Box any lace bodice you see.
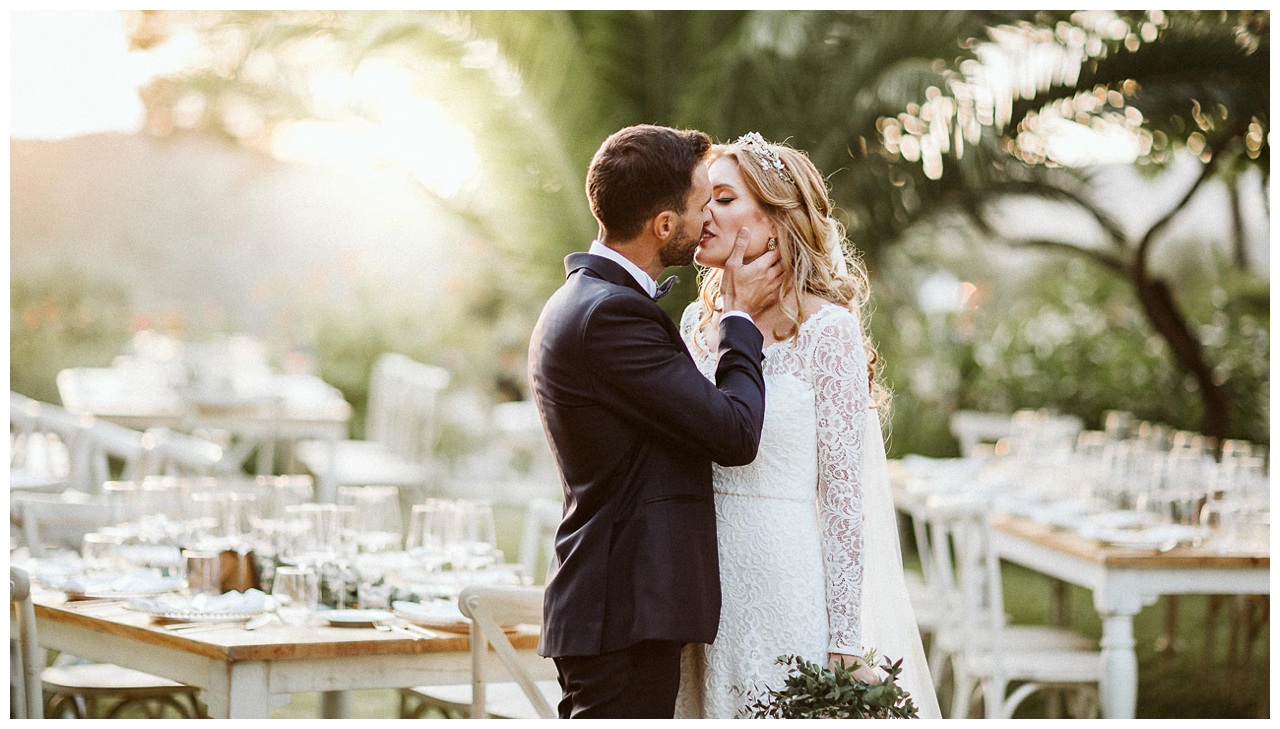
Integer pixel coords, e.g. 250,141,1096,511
680,302,868,655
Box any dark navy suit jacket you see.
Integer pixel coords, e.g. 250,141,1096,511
528,252,767,658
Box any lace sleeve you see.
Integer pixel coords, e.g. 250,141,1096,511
810,309,869,655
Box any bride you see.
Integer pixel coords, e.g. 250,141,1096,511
673,133,941,719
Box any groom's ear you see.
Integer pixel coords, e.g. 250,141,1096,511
651,210,675,241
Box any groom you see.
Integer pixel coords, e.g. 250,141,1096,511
528,124,783,718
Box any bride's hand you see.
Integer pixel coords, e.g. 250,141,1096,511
829,653,882,685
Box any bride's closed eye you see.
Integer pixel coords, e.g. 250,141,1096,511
714,197,735,205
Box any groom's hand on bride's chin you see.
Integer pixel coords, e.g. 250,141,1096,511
722,226,783,321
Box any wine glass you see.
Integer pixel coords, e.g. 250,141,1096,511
452,500,500,582
338,485,403,553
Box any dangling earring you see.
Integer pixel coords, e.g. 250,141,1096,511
767,238,778,251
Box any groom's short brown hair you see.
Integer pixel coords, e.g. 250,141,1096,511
586,125,712,241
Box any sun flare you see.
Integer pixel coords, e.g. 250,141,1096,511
270,59,480,199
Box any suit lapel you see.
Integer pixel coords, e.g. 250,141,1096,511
563,253,688,353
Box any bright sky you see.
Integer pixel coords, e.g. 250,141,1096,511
9,10,481,197
9,10,190,139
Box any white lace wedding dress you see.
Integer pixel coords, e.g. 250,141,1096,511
674,302,941,719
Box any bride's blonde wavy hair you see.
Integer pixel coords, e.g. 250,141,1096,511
696,138,887,409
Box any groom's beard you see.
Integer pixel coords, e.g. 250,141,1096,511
658,222,700,268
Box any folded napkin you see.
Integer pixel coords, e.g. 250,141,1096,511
130,588,269,614
53,569,182,596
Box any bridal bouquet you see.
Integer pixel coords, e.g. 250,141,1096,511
740,651,919,719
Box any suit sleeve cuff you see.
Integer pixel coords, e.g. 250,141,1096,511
721,310,755,325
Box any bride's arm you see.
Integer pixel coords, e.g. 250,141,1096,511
812,311,870,662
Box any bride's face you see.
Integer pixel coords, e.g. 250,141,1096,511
695,157,776,269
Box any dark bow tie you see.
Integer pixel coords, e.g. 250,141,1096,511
653,275,678,301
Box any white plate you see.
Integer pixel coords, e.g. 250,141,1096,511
322,609,394,627
1086,510,1154,530
70,587,180,600
1092,524,1199,549
132,608,262,624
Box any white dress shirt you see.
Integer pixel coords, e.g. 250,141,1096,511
586,240,753,324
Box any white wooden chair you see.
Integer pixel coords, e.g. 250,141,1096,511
922,494,1096,718
461,585,559,719
400,501,562,718
964,510,1101,718
11,496,205,718
942,504,1100,718
8,539,202,716
296,353,449,496
11,567,43,719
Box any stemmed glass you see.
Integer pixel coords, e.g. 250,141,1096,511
338,485,403,553
451,500,500,585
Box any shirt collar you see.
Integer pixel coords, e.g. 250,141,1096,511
588,240,656,298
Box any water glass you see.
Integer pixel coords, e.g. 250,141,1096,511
183,549,223,597
272,566,319,625
103,481,142,525
81,532,124,572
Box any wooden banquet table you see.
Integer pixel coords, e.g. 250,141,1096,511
987,513,1269,719
31,591,543,718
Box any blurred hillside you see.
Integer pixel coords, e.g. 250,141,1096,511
11,131,467,339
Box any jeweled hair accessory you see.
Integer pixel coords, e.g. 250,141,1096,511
735,131,796,185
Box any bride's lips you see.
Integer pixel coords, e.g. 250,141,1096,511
699,229,715,245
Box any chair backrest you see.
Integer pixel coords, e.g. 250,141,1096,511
364,354,450,463
402,361,450,464
517,498,562,586
15,491,112,557
364,353,410,448
27,400,95,492
457,585,556,719
922,493,999,638
82,418,152,489
10,392,41,467
490,400,557,482
949,410,1013,457
10,567,43,719
144,428,231,476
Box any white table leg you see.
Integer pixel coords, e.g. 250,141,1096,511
1098,612,1138,719
204,661,272,718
